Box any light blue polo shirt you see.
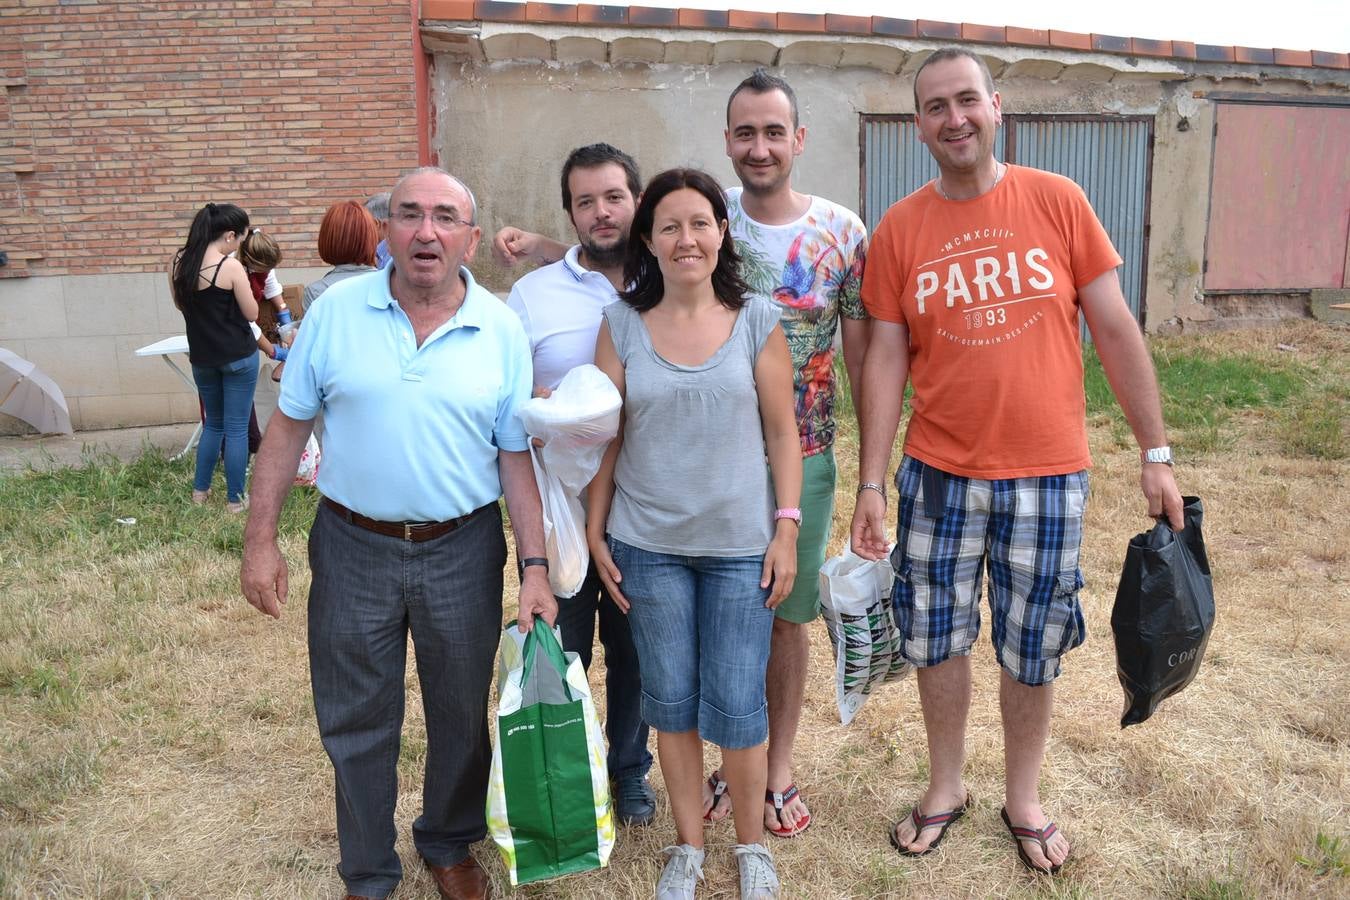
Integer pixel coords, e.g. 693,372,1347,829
279,266,532,522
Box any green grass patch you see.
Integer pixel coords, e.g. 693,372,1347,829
0,736,106,820
1174,875,1256,900
0,448,316,558
1296,831,1350,877
1084,343,1307,456
1278,393,1348,460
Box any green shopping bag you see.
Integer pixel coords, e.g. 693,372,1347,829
487,624,615,886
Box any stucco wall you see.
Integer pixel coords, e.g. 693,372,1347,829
434,54,1348,335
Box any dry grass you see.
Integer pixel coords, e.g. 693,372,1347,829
1,322,1347,899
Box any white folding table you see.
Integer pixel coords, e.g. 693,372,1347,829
134,326,261,461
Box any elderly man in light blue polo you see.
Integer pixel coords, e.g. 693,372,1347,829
243,167,556,900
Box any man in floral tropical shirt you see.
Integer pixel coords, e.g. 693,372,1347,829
713,67,869,839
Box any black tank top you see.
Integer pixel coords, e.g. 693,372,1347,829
180,259,256,367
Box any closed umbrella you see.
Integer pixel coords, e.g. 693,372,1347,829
0,348,74,435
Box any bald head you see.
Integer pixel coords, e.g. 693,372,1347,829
390,167,478,224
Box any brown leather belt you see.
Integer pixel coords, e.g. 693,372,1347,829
322,496,485,542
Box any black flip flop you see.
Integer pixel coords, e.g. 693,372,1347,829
702,770,731,824
889,796,970,857
1001,806,1064,874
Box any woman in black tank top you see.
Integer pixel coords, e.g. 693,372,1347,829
170,203,261,513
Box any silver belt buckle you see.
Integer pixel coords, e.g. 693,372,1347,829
403,520,434,540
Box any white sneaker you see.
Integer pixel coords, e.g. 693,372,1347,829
733,843,780,899
655,844,704,900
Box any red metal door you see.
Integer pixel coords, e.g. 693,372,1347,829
1205,103,1350,291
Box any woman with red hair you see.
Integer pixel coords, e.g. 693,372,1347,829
301,200,380,312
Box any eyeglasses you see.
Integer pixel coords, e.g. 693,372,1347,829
393,209,474,230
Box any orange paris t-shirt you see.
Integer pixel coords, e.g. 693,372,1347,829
862,165,1122,480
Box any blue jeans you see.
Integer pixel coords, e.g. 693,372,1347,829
554,561,652,781
609,538,774,750
308,501,505,899
191,353,258,502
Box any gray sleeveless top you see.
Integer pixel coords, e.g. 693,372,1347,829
603,296,781,557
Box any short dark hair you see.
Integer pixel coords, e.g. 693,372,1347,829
560,143,642,212
726,67,799,130
620,168,749,313
913,48,996,111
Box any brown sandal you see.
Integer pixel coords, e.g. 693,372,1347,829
1001,806,1064,874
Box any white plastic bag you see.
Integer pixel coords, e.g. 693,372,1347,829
515,365,622,598
294,433,320,487
529,446,589,598
819,548,913,725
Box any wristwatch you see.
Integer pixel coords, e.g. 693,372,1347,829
1141,446,1173,466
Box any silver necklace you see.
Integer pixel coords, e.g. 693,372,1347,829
936,163,1005,201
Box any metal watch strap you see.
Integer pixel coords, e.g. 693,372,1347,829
1142,446,1174,466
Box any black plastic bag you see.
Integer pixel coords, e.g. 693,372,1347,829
1110,496,1215,728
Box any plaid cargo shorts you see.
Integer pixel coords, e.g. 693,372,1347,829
889,455,1090,686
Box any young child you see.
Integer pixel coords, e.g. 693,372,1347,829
237,229,294,373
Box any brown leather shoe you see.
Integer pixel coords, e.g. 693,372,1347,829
423,855,489,900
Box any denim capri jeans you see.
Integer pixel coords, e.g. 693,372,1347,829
609,538,774,749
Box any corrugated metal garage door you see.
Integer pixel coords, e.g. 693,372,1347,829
860,116,1005,235
861,114,1153,326
1205,102,1350,291
1010,117,1153,324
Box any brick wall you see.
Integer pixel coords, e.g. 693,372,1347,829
1,0,420,279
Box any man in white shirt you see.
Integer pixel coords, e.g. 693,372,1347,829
505,143,656,827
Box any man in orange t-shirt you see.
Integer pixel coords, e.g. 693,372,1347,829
850,49,1184,876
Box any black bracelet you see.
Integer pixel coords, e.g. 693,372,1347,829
521,557,549,571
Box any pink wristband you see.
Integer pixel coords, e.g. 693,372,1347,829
774,507,802,525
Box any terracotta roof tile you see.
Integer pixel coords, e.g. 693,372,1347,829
627,5,677,27
917,19,962,40
525,2,577,24
1233,46,1275,64
678,8,729,29
576,4,627,25
474,0,526,23
417,4,1344,72
870,16,917,39
1195,43,1236,62
728,10,775,30
1092,34,1131,53
1049,30,1093,51
1312,50,1350,69
1273,48,1313,67
961,23,1005,44
1006,27,1049,47
825,14,871,36
421,0,474,20
1131,38,1173,58
778,13,826,33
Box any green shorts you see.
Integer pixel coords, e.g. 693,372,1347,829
775,449,836,624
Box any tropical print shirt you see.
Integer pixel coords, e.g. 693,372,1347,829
726,187,869,457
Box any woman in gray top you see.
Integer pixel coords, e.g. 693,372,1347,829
587,169,801,900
